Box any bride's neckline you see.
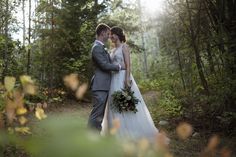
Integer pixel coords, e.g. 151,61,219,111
113,44,123,53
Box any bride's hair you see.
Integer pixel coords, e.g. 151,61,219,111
111,26,126,42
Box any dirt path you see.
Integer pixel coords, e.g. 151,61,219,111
37,92,235,157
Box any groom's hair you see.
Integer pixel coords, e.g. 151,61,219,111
96,23,110,36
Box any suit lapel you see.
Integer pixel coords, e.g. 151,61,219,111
94,40,111,63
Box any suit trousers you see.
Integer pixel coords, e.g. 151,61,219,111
88,90,108,131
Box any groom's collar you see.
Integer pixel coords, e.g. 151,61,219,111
95,40,104,46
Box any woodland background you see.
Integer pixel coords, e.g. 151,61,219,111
0,0,235,157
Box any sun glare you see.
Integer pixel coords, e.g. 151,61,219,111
141,0,165,15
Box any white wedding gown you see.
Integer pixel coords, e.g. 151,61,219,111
101,44,159,141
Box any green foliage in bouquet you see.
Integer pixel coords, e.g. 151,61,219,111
111,87,140,113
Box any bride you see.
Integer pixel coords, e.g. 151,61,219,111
102,26,161,142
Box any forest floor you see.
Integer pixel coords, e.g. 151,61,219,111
3,91,236,157
36,91,236,157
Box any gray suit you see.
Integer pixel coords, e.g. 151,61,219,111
88,40,120,131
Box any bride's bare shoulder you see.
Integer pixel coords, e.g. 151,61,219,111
122,43,130,53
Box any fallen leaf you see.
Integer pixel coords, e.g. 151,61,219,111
176,122,193,140
20,75,34,85
16,107,27,115
138,138,149,152
110,118,120,135
122,143,136,156
35,107,47,120
155,131,169,151
110,127,118,135
18,116,28,125
23,83,37,95
63,74,79,91
4,76,16,92
207,135,220,151
75,83,88,99
15,127,31,134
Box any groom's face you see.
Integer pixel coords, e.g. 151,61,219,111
102,29,111,42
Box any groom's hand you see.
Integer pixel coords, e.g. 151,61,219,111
120,63,126,70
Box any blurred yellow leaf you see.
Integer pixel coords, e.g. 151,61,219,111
35,107,47,120
75,83,88,99
201,135,220,157
207,135,220,151
155,131,169,151
4,76,16,92
63,73,79,91
176,122,193,140
122,143,136,156
20,75,34,85
109,118,120,135
18,116,28,125
110,127,118,135
16,107,27,115
15,127,31,134
112,118,120,129
23,83,37,95
138,138,149,152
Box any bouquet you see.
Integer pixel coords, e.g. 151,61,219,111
111,87,140,113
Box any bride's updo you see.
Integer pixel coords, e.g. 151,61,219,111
111,26,126,42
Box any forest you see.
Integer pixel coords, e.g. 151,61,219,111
0,0,235,157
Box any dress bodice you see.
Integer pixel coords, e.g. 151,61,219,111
110,44,125,65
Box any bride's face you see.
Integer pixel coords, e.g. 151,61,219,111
110,33,119,43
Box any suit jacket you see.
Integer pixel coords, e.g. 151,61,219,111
90,40,120,91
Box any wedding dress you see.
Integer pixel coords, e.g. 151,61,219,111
102,44,159,142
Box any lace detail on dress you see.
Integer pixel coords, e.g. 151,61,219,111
110,44,125,65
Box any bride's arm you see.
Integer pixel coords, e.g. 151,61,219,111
122,44,131,87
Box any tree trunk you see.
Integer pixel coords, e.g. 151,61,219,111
137,0,148,78
2,0,9,81
27,0,31,74
206,41,215,74
186,0,209,94
22,0,25,46
176,48,186,90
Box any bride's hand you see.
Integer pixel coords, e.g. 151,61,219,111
125,79,132,88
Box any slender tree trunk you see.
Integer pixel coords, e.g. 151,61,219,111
186,0,209,94
2,0,9,81
176,48,186,90
206,41,215,74
93,0,98,26
27,0,31,74
137,0,148,78
49,0,54,87
22,0,25,46
225,0,236,110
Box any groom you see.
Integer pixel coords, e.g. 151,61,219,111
88,23,125,131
